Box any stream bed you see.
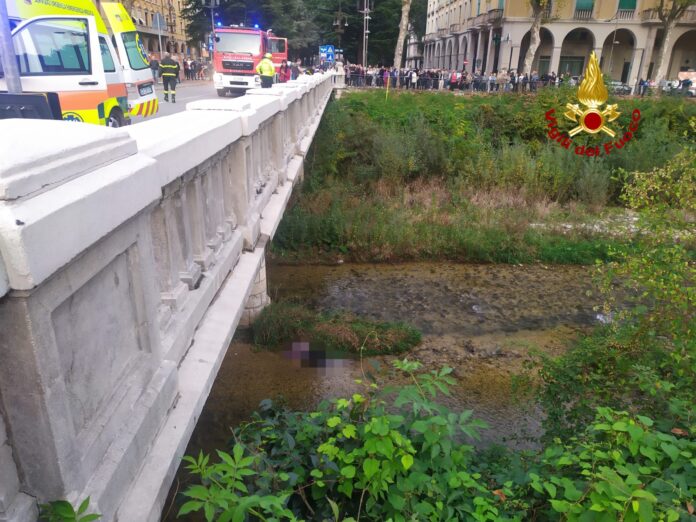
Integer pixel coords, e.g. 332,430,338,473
165,262,607,519
188,262,605,450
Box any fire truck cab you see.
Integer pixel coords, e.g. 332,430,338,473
211,26,287,96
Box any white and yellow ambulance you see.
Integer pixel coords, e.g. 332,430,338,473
1,0,157,126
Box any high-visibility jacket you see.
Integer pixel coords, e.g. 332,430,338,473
256,58,275,78
159,57,180,78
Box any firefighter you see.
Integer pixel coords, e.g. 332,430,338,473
159,53,180,103
256,53,276,88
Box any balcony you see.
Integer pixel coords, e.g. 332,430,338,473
467,8,503,28
640,8,659,22
134,22,170,36
574,8,593,20
488,8,503,24
641,7,696,23
437,27,448,36
450,23,462,33
682,8,696,21
471,12,487,27
616,9,634,20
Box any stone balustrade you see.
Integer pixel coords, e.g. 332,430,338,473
0,72,336,522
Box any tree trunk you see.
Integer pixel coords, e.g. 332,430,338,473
393,0,412,68
522,8,543,74
653,20,676,83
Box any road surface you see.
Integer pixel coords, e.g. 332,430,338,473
131,80,241,123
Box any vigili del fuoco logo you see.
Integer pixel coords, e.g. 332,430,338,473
544,51,642,158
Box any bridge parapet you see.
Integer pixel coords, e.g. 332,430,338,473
0,72,335,522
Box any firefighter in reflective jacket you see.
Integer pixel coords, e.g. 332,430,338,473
256,53,276,88
159,53,180,103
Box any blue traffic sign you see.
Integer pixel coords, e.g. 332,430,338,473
319,44,335,63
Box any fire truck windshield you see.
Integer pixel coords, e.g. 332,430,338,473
215,33,261,54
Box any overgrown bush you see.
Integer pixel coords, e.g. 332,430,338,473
252,301,421,355
178,360,696,521
273,92,696,263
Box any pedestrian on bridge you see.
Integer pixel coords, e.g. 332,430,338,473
159,53,180,103
256,53,276,88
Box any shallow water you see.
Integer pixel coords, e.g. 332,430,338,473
165,262,604,519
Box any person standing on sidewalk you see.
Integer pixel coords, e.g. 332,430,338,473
159,53,180,102
149,54,159,84
256,53,276,88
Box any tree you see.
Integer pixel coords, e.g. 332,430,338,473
263,0,321,58
392,0,412,68
521,0,552,74
653,0,696,83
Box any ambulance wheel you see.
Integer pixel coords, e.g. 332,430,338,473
217,89,227,97
107,108,126,128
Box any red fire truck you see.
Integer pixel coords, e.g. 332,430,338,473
212,25,288,96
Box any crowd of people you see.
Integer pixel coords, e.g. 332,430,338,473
148,54,213,84
343,64,580,92
342,64,694,97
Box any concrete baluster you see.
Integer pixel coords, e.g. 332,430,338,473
185,175,215,270
209,158,232,244
150,197,188,321
173,185,202,290
198,162,223,256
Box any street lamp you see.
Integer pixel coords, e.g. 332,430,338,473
501,33,515,71
166,0,176,53
359,0,373,66
202,0,220,56
606,6,621,80
333,0,349,48
0,0,22,93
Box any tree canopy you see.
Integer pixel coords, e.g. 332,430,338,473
182,0,426,65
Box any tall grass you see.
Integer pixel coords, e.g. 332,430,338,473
274,91,695,264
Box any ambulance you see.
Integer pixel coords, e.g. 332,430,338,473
1,0,158,126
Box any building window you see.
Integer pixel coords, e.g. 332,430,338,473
618,0,636,9
559,56,585,76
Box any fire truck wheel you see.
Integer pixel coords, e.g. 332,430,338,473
217,89,227,97
107,108,126,128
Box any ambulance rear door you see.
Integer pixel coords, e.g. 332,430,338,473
101,2,158,118
9,15,108,124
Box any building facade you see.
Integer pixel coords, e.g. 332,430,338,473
406,26,424,68
94,0,191,59
423,0,696,86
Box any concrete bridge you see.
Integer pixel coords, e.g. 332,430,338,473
0,72,340,522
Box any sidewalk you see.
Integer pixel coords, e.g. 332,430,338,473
152,79,213,88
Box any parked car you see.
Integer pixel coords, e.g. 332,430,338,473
608,81,632,95
660,78,695,96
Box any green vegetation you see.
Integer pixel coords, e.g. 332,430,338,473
178,361,695,521
178,142,695,521
273,89,696,264
39,498,100,522
252,301,421,355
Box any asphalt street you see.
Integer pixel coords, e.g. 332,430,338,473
131,80,241,123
